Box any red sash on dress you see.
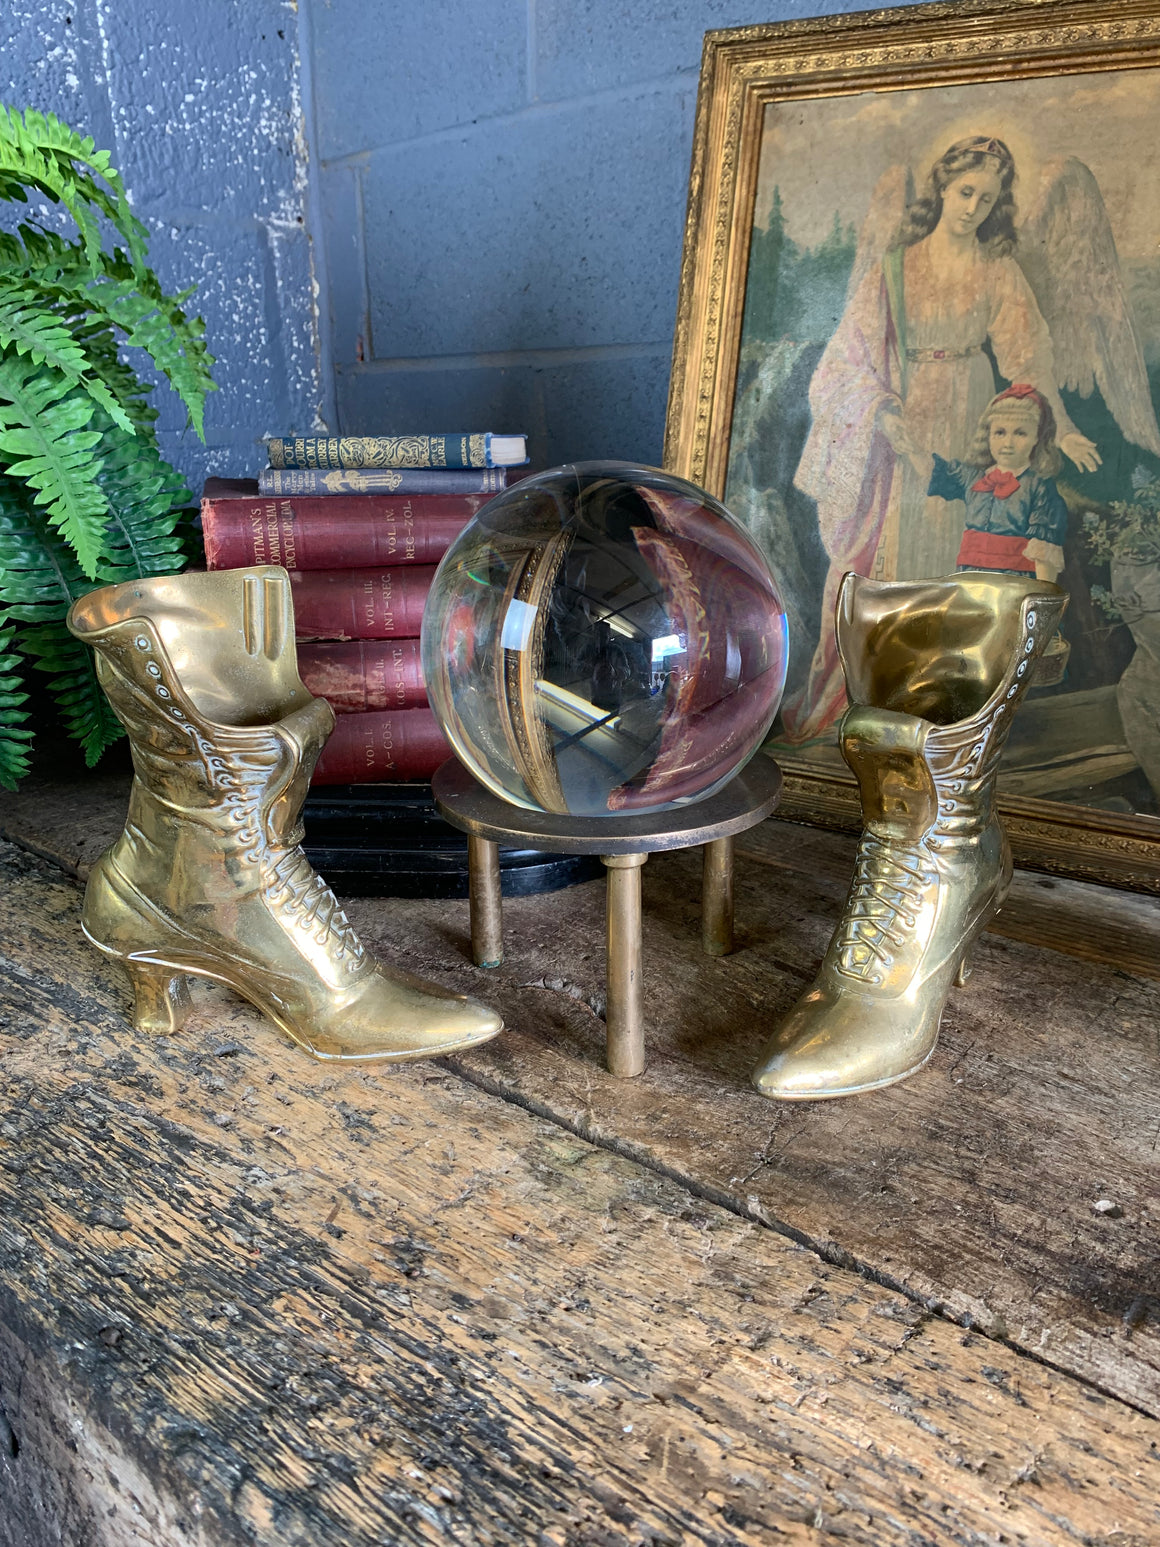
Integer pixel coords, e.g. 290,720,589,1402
956,529,1035,573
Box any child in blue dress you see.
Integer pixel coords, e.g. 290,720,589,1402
926,383,1068,582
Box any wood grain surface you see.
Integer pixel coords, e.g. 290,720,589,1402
2,774,1159,1544
442,826,1160,1416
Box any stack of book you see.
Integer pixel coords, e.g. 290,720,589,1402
200,431,528,785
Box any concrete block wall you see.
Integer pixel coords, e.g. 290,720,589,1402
4,1,917,487
4,0,320,492
302,0,896,472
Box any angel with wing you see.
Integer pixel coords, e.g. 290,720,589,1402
781,132,1160,744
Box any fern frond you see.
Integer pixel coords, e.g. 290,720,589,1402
0,478,119,766
0,224,69,269
0,281,135,431
0,105,215,778
0,350,108,575
92,414,190,583
0,240,162,434
67,311,159,435
0,283,88,371
90,255,217,434
9,267,165,432
0,232,214,436
19,618,122,765
0,225,95,293
0,106,148,271
0,620,34,790
0,256,160,433
0,471,95,619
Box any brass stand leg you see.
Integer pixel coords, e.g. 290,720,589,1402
468,835,503,968
702,835,735,957
602,854,647,1078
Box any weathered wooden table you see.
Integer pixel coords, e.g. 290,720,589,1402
1,768,1158,1546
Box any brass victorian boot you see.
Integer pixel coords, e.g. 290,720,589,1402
68,568,503,1060
753,571,1067,1100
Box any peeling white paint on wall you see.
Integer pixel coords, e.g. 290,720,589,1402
3,0,324,485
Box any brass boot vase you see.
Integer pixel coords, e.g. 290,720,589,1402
753,571,1067,1100
68,568,503,1061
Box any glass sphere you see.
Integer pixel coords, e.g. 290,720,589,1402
421,461,788,817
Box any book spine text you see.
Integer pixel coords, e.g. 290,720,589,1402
268,434,507,470
288,566,435,641
259,466,506,496
201,493,477,571
297,639,427,714
311,708,452,784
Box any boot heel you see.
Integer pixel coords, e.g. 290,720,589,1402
125,960,193,1035
954,951,974,988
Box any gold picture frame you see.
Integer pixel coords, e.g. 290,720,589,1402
665,0,1160,891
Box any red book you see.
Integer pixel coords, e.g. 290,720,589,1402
312,708,452,784
288,566,436,640
200,478,481,571
297,639,427,713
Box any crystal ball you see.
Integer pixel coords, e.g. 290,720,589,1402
421,461,788,817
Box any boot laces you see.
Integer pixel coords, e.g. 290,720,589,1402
833,836,937,985
265,846,366,968
214,762,365,971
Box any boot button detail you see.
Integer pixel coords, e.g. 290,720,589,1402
135,635,151,651
1026,610,1037,628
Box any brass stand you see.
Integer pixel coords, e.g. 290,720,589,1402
603,854,647,1077
432,756,783,1077
468,834,504,968
701,837,734,957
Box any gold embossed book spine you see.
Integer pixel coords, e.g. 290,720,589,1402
265,433,527,470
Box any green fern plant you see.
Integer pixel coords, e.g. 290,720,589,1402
0,106,215,788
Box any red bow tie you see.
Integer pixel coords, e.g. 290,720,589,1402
971,466,1021,499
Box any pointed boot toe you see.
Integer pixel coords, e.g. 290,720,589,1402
752,993,854,1101
752,990,939,1100
298,968,504,1062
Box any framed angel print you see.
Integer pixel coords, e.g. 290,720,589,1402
665,0,1160,890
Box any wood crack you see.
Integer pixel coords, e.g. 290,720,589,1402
441,1055,1160,1424
1,805,1157,1543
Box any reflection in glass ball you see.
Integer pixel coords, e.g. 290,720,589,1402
421,462,788,817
